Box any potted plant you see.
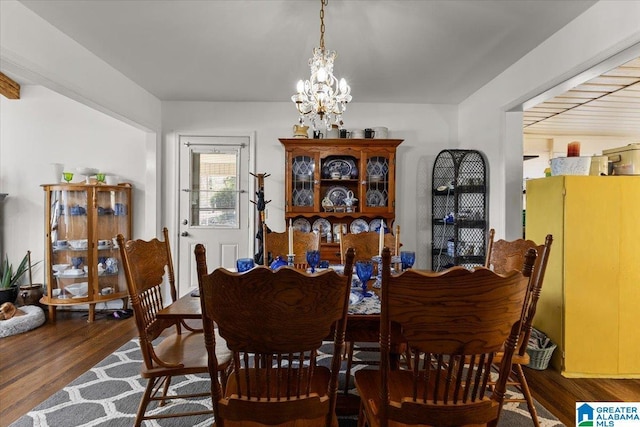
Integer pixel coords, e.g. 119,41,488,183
0,252,32,305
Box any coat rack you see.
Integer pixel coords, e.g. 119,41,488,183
250,173,270,265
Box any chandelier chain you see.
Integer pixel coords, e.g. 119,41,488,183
319,0,326,50
292,0,351,131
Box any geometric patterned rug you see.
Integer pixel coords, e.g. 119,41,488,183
10,339,566,427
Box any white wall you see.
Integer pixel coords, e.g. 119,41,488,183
459,0,640,240
0,0,161,133
0,85,148,283
0,0,162,243
162,101,458,270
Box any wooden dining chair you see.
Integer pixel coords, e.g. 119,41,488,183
355,247,537,427
338,226,400,395
262,222,320,268
338,225,400,265
485,228,554,427
117,228,232,427
196,244,355,427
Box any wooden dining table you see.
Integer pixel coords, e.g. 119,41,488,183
156,280,401,416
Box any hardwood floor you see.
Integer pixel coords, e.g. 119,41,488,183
1,310,639,427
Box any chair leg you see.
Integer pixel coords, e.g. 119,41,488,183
515,364,540,427
159,375,172,406
344,341,355,395
135,379,156,427
357,398,367,427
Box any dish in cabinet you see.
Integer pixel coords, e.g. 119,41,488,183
366,189,387,207
333,223,347,237
292,218,311,232
350,219,369,234
369,218,388,233
326,186,350,206
323,159,353,178
312,218,332,237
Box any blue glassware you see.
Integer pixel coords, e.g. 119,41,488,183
400,251,416,271
356,261,374,297
71,257,83,269
306,250,321,273
270,256,288,270
236,257,255,273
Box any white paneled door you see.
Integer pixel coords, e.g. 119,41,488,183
178,134,254,296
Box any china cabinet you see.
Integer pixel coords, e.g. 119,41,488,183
280,138,403,263
431,149,487,271
41,183,132,322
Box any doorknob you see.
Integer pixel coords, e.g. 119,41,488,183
182,219,188,225
181,231,189,237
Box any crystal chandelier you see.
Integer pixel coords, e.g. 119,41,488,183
291,0,352,131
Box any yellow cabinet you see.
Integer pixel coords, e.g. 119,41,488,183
526,176,640,378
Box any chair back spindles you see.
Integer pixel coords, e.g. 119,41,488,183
197,244,355,426
357,247,536,427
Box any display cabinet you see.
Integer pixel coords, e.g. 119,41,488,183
280,138,403,263
431,149,487,271
41,183,132,322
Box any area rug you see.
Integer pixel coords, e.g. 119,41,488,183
11,339,565,427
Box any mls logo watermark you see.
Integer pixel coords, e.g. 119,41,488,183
577,402,640,426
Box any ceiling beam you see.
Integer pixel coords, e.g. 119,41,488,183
0,72,20,99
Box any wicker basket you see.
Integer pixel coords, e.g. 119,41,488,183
526,343,557,370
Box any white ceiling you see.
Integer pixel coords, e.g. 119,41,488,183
18,0,597,104
524,57,640,138
17,1,637,139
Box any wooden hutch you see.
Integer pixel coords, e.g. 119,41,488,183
280,138,403,263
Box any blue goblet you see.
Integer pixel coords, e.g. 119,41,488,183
356,261,374,297
236,257,255,273
400,251,415,271
71,256,83,270
306,250,320,273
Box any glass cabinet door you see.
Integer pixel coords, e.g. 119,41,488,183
94,187,130,299
289,152,318,212
362,152,394,213
49,187,90,301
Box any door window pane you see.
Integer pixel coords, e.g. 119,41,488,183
190,150,239,228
